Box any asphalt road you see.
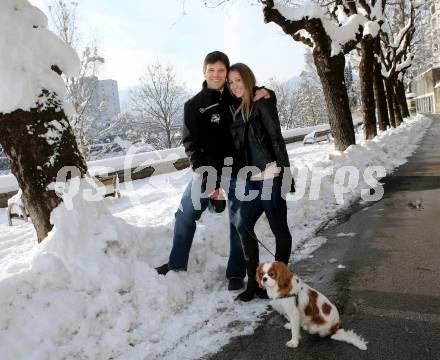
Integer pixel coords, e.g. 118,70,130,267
207,115,440,360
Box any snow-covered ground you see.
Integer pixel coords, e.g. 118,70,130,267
0,116,431,360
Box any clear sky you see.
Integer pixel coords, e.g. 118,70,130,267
30,0,306,93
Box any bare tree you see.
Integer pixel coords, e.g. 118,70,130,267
388,0,429,119
267,77,297,129
380,0,416,126
344,59,362,114
99,111,166,153
129,61,189,150
268,73,328,129
48,0,119,159
297,71,328,126
356,0,388,140
406,0,433,79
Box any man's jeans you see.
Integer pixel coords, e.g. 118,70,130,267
235,177,292,278
168,175,246,279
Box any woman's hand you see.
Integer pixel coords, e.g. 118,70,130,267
209,188,222,200
253,88,270,101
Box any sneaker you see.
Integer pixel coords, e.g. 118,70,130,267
155,263,170,276
228,277,245,291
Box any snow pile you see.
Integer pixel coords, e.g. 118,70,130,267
0,181,267,359
291,116,431,213
0,115,432,359
0,0,79,114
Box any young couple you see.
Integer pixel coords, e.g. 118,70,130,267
156,51,294,302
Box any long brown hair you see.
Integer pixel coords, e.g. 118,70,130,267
229,63,256,121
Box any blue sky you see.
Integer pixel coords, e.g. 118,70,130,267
30,0,306,93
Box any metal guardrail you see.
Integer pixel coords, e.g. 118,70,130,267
0,157,191,208
0,129,337,208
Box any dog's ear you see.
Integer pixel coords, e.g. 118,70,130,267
273,262,292,294
256,264,264,288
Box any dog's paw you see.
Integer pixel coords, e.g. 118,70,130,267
286,338,299,348
284,323,292,330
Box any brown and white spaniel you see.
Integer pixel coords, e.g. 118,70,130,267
257,261,367,350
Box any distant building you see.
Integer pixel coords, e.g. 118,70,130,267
411,67,440,114
409,2,440,114
429,1,440,66
82,76,121,124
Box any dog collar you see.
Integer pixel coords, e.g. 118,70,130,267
275,293,299,306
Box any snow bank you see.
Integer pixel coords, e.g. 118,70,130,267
0,115,432,359
0,0,79,114
0,180,268,359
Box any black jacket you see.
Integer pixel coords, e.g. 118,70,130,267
182,82,241,174
231,97,295,189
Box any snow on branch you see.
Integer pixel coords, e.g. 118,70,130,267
380,0,415,79
263,0,317,45
393,12,414,49
0,0,80,115
264,0,382,56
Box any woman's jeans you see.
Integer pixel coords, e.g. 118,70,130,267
168,175,246,279
236,177,292,279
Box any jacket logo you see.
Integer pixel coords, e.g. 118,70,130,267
199,103,219,113
210,114,220,124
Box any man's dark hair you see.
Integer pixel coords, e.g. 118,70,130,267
203,51,230,72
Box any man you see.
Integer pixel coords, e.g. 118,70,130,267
156,51,268,291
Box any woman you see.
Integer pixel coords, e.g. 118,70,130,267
228,63,294,301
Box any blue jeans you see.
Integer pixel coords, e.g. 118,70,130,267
235,177,292,278
168,175,246,279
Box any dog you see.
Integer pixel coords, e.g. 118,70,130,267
256,261,367,350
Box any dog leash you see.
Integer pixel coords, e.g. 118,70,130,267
243,228,299,305
244,226,276,258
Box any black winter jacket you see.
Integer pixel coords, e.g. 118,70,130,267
182,82,241,175
231,97,295,189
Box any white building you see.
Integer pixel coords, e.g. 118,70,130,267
429,0,440,66
408,1,440,114
83,76,121,124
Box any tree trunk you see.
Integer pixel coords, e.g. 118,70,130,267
393,83,404,126
166,128,172,149
373,38,389,131
397,80,410,118
313,51,355,151
373,65,389,131
384,78,396,128
359,36,377,140
0,90,87,242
